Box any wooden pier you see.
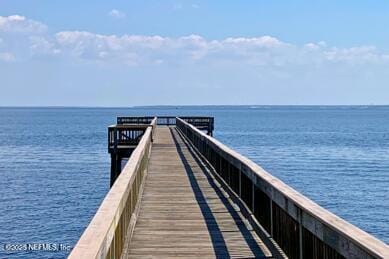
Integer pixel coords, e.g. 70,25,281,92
69,117,388,259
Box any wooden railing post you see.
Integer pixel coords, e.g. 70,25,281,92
252,182,255,214
270,189,274,237
239,165,242,198
298,208,303,259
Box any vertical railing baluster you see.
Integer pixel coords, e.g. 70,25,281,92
299,208,303,259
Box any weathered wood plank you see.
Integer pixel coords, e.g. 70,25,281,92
124,126,272,258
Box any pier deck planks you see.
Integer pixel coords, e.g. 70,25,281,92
125,126,272,258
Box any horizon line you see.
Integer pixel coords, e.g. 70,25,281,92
1,104,389,109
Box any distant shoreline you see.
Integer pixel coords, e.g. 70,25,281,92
0,104,389,109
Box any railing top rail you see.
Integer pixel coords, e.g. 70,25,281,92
115,116,213,124
176,118,389,258
179,116,214,119
109,124,151,129
117,116,154,120
111,117,158,127
70,127,153,259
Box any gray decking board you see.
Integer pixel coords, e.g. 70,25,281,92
126,126,272,258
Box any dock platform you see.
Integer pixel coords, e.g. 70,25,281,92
69,116,388,259
125,127,271,258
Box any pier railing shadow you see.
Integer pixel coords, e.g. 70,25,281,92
176,117,388,259
170,127,266,258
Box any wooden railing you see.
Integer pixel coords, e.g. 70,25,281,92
117,116,154,125
180,116,214,136
69,126,153,259
115,116,214,135
176,118,388,259
108,118,157,152
108,125,148,151
156,116,176,125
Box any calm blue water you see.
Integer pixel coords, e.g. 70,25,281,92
0,106,388,258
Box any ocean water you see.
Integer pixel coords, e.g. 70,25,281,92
0,106,388,258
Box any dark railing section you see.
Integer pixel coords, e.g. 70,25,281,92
272,202,300,258
117,116,176,126
117,116,154,124
116,116,214,135
176,118,387,259
108,118,157,186
108,125,149,151
302,227,346,259
180,116,214,136
108,116,213,186
254,186,271,233
156,116,176,126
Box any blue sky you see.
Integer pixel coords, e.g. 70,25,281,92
1,1,389,106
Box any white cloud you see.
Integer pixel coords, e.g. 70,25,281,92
29,36,61,55
23,32,389,66
0,15,47,33
108,9,126,19
51,32,289,64
0,15,389,67
323,46,382,64
44,32,389,67
0,52,15,62
223,36,284,48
